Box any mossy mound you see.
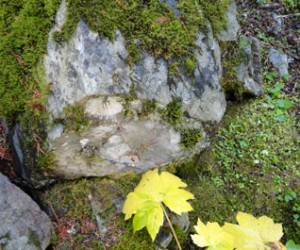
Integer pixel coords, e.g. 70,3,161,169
181,84,299,242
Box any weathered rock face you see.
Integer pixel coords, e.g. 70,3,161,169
43,0,242,179
236,37,264,96
45,1,226,122
0,173,53,250
50,96,208,179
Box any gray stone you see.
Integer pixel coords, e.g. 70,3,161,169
268,48,289,77
45,19,131,117
133,53,171,106
218,0,240,41
48,123,64,148
236,37,264,96
0,173,53,250
43,3,231,179
45,5,226,122
189,23,226,122
50,97,191,179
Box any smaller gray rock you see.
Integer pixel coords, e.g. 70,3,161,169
270,12,284,35
218,0,240,42
237,37,264,96
0,173,53,250
155,231,173,250
269,48,289,77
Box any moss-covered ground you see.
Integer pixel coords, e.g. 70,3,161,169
2,0,299,248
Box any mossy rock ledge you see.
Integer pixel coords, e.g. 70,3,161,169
42,0,258,179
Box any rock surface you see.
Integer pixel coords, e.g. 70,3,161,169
45,1,226,122
50,96,207,179
0,173,53,250
237,37,264,96
268,48,289,77
218,0,240,42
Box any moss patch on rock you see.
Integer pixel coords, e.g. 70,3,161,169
54,0,231,62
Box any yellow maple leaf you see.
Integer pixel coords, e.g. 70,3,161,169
236,212,283,243
122,168,194,241
223,212,284,250
191,218,234,250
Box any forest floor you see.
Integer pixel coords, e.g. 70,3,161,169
0,0,299,249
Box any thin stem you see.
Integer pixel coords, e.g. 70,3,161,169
161,204,182,250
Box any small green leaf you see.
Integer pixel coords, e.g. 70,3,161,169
276,99,293,110
277,115,285,122
286,240,300,250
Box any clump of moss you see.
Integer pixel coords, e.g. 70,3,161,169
0,0,60,122
199,0,232,35
139,99,156,119
180,128,202,149
63,104,90,133
162,97,183,126
0,0,61,172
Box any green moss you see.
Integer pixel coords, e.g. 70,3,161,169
162,97,183,126
46,175,154,249
63,104,90,133
55,0,206,62
0,0,60,122
180,128,202,149
139,99,156,119
35,150,56,171
198,0,232,35
28,229,41,249
0,0,61,173
189,91,299,241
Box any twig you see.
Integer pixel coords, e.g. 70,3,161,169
48,199,60,226
275,13,300,18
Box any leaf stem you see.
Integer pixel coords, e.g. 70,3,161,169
161,204,182,250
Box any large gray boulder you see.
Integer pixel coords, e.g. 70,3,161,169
43,0,238,179
0,173,53,250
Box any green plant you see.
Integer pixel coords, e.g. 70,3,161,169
277,189,300,228
286,240,300,250
122,168,194,249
